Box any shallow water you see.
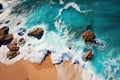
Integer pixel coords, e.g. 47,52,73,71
0,0,120,80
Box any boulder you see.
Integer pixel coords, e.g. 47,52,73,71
7,51,20,60
82,31,96,44
7,44,19,51
6,40,20,59
27,28,44,39
7,39,19,51
82,50,93,62
0,27,9,35
0,34,13,46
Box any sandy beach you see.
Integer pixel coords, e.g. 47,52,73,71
0,54,57,80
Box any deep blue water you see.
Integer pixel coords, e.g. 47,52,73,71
10,0,120,80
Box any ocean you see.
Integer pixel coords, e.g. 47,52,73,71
0,0,120,80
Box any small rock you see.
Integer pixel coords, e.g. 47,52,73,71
27,28,44,39
7,51,20,60
18,38,25,45
5,20,11,24
0,4,3,13
82,50,93,62
82,31,96,44
68,45,72,49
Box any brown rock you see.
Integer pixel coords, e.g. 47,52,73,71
7,40,19,51
0,34,13,46
7,51,20,59
18,38,25,45
27,28,44,39
82,31,96,44
0,27,9,35
82,50,93,62
3,34,13,41
7,44,19,51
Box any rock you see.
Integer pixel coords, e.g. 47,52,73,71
0,4,3,13
0,34,13,46
82,31,96,44
5,20,11,24
0,27,9,35
18,28,26,36
7,40,20,59
68,45,72,49
27,28,44,39
18,38,25,45
7,44,19,51
7,39,19,51
82,50,93,62
7,51,20,60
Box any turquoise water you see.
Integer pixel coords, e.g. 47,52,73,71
3,0,120,80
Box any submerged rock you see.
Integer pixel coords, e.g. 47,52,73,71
0,4,3,13
82,50,93,62
82,31,96,44
27,28,44,39
18,28,26,36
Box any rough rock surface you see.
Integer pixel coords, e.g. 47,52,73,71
0,27,13,46
27,28,44,39
82,31,96,44
82,50,93,62
7,40,20,59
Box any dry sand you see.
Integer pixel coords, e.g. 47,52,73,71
0,54,57,80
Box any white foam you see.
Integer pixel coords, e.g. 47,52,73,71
57,2,91,18
59,0,64,5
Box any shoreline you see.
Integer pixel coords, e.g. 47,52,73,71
0,54,57,80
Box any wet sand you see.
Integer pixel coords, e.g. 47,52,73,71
0,54,57,80
56,61,83,80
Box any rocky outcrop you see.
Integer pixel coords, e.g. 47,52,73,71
0,27,13,46
27,28,44,39
82,50,93,62
7,40,20,59
82,31,96,44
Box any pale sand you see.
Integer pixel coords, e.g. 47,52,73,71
0,55,93,80
0,54,57,80
56,60,83,80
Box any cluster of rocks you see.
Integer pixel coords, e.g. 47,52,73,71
27,28,44,39
82,30,96,62
7,40,20,59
